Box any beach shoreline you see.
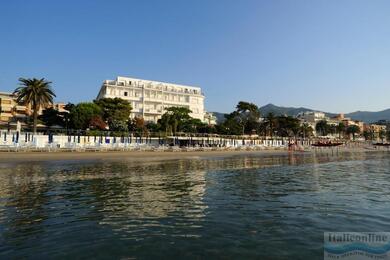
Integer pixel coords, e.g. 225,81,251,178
1,146,388,162
1,149,292,162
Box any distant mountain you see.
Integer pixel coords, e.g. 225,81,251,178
259,103,336,118
211,104,390,124
345,109,390,123
212,112,227,123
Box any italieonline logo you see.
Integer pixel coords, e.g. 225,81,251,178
324,232,390,260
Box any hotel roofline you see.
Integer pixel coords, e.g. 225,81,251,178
104,76,202,91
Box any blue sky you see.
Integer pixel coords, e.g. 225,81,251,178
0,0,389,113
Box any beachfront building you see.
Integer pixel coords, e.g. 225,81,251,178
0,91,66,129
297,111,328,131
363,123,387,141
0,92,29,123
96,76,205,123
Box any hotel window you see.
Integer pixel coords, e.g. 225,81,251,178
124,92,128,97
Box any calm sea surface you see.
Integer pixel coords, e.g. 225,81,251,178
0,152,390,259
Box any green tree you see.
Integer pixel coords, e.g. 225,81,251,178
346,125,360,140
13,78,56,133
38,107,65,127
275,116,300,137
217,101,260,135
145,122,160,133
216,112,242,135
182,118,205,133
235,101,260,135
379,129,386,142
264,112,277,137
315,120,330,136
69,102,102,130
336,122,346,139
94,98,132,131
299,123,314,138
362,130,372,141
158,107,192,135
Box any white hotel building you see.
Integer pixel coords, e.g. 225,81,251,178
96,76,206,123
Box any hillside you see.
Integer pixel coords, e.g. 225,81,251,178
259,103,337,118
345,109,390,123
211,104,390,124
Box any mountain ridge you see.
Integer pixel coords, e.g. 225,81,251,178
212,103,390,124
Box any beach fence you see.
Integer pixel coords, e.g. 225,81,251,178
0,130,316,152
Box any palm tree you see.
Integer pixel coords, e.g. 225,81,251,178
265,112,276,137
299,123,313,139
315,120,329,136
336,122,345,139
13,78,56,133
346,125,360,140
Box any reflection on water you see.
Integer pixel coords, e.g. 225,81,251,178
0,152,390,258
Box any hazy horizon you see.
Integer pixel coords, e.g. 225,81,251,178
1,0,389,114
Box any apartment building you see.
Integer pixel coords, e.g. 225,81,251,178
0,92,66,128
96,76,206,123
0,92,28,122
297,111,327,130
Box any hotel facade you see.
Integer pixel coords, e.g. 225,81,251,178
96,76,207,123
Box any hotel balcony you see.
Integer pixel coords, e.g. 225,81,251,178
143,108,163,114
